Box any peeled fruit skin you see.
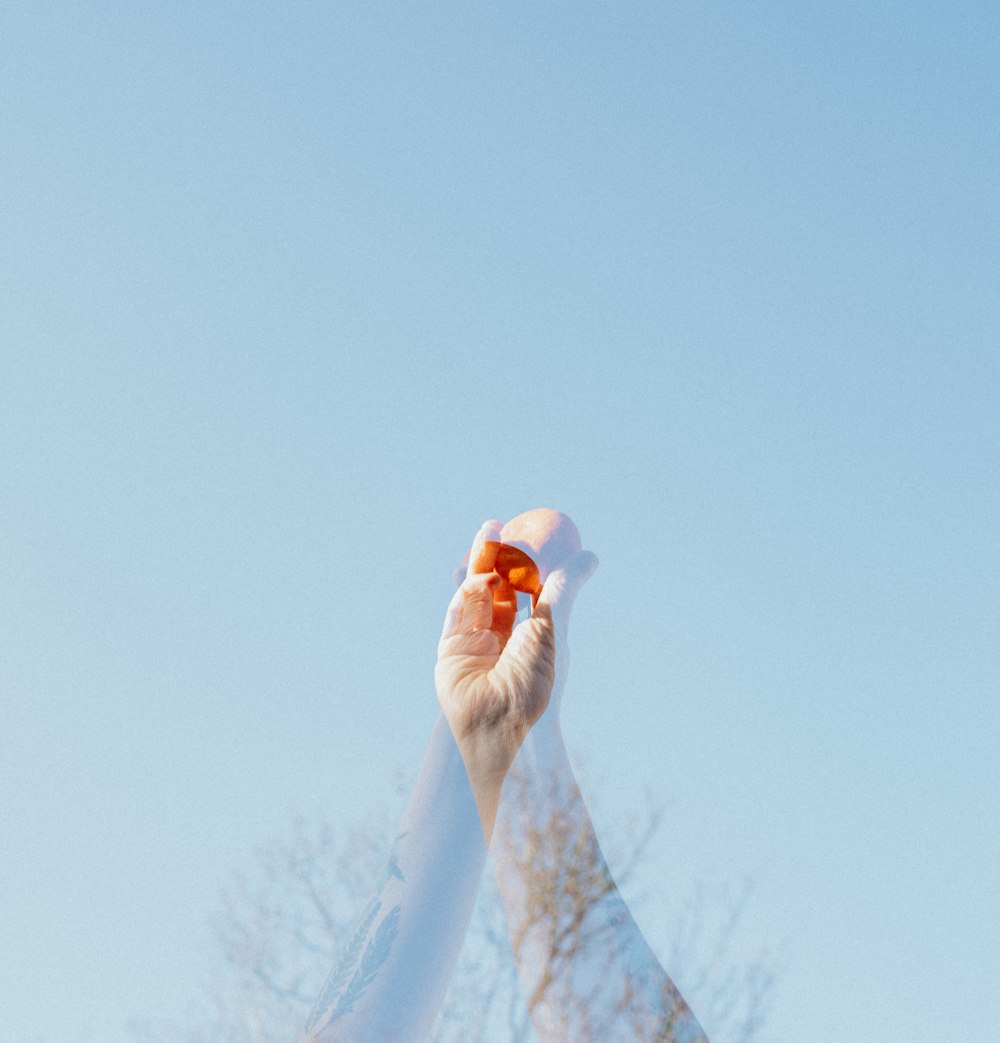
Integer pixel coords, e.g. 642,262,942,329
500,509,582,583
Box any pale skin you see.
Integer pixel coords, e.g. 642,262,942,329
303,517,704,1040
448,519,707,1041
491,696,709,1041
435,520,561,843
301,522,579,1042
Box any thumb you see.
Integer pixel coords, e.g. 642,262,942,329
535,550,599,636
453,519,503,588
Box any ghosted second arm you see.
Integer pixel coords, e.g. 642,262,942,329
490,693,709,1041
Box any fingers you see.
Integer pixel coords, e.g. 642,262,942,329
491,574,519,650
466,520,503,580
534,550,599,636
441,521,508,643
453,520,504,589
439,583,466,642
439,571,518,652
465,520,517,645
462,572,502,631
440,573,496,640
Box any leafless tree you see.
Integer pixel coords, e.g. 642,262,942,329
130,766,771,1043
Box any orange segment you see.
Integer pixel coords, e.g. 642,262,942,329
465,538,542,599
491,542,542,597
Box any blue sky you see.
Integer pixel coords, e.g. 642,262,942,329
2,2,998,1041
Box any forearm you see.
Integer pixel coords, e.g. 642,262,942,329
452,728,513,846
491,716,708,1042
302,714,489,1043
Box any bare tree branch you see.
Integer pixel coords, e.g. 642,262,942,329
138,768,772,1043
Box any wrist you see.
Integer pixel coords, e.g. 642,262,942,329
457,726,518,788
455,728,522,843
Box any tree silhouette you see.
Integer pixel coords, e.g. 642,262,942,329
130,763,771,1043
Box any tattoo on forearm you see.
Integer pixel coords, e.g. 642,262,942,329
305,834,407,1036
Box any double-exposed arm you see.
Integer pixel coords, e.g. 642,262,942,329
303,514,708,1041
492,716,709,1042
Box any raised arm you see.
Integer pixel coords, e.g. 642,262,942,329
299,715,487,1043
493,716,709,1042
301,522,560,1042
488,512,709,1042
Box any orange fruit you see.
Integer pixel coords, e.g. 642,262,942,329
492,542,542,597
499,509,582,583
458,511,582,603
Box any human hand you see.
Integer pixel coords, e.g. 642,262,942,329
524,546,598,722
446,512,598,725
436,521,556,792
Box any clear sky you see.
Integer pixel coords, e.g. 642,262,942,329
2,2,997,1041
